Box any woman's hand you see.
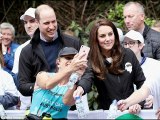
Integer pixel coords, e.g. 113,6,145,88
34,82,39,90
69,53,88,74
117,99,129,112
73,86,84,98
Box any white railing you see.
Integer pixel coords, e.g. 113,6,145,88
3,109,157,119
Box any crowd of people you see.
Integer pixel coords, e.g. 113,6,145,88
0,1,160,119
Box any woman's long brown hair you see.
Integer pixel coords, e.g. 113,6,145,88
89,19,124,80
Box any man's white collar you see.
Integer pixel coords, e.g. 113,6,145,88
40,32,58,42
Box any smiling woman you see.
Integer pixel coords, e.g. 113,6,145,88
0,22,19,75
74,19,146,113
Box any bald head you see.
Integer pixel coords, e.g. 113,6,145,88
35,4,55,21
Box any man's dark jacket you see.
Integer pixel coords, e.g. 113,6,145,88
143,24,160,60
18,28,81,96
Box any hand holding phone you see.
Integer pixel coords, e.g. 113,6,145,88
79,45,90,60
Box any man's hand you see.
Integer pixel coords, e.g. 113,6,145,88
144,95,153,108
129,104,141,114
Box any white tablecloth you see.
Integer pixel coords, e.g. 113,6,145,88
4,109,157,119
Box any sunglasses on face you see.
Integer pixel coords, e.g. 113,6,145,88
61,55,74,60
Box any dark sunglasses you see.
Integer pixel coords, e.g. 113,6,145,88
64,56,74,60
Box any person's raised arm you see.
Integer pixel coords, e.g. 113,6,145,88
63,53,88,106
36,69,72,90
36,52,87,90
118,85,150,111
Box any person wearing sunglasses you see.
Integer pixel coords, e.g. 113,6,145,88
26,47,87,119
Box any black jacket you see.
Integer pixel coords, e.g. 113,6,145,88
143,24,160,60
78,48,145,109
18,28,81,96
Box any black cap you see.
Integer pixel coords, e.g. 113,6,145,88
58,47,78,57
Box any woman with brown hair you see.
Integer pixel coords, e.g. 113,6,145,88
74,19,145,113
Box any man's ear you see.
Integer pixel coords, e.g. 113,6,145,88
139,43,145,50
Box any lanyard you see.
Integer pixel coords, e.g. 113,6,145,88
140,56,146,65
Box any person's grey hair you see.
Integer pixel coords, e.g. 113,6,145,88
124,1,145,15
0,22,15,38
35,4,55,21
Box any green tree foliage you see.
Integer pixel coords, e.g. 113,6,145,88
144,18,156,27
107,3,125,28
67,21,82,37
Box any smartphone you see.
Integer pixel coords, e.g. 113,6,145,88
79,45,90,60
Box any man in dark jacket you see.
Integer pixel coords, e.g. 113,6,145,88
18,4,81,96
123,1,160,60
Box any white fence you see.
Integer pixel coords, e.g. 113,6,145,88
3,109,157,119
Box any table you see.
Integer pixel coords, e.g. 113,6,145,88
3,109,157,119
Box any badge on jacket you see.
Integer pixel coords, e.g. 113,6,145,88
125,62,132,73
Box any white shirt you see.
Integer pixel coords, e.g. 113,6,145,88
40,32,58,42
142,58,160,109
12,40,30,73
0,67,18,96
